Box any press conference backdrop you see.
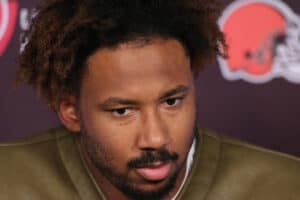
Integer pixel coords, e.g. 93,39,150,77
1,0,300,156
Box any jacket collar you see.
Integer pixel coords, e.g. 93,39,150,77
177,129,221,200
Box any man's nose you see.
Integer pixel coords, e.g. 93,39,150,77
136,109,171,150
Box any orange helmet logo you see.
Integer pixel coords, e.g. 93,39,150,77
218,0,300,84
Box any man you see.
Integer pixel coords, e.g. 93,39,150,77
1,0,300,199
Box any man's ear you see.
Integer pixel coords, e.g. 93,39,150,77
57,97,81,133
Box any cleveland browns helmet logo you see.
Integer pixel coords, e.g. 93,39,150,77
218,0,300,84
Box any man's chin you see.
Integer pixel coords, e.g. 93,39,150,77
118,165,181,200
119,179,176,200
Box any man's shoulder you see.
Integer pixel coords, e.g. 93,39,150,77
0,126,73,171
196,128,300,199
200,128,300,166
0,127,80,200
0,126,72,172
0,126,70,148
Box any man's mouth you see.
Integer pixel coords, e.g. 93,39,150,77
135,162,172,181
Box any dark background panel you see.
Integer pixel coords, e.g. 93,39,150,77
0,0,59,140
195,0,300,156
1,0,299,156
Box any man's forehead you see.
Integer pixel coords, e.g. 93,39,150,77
79,38,194,102
84,38,191,81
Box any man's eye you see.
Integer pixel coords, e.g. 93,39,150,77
110,108,131,117
164,97,183,107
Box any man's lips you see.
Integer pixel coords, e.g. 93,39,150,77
135,162,172,181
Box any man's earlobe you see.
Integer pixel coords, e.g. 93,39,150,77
58,98,81,133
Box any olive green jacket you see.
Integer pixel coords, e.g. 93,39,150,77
1,127,300,200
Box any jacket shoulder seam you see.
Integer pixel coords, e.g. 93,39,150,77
0,127,68,147
200,128,300,163
220,135,300,162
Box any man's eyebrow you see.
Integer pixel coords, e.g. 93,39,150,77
159,85,190,100
99,97,139,108
98,85,190,108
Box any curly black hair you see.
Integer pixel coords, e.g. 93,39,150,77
16,0,227,111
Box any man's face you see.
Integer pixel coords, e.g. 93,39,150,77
78,38,196,199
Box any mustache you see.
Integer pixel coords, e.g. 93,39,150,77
127,148,178,168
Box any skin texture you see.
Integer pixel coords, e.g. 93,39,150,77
59,38,197,200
